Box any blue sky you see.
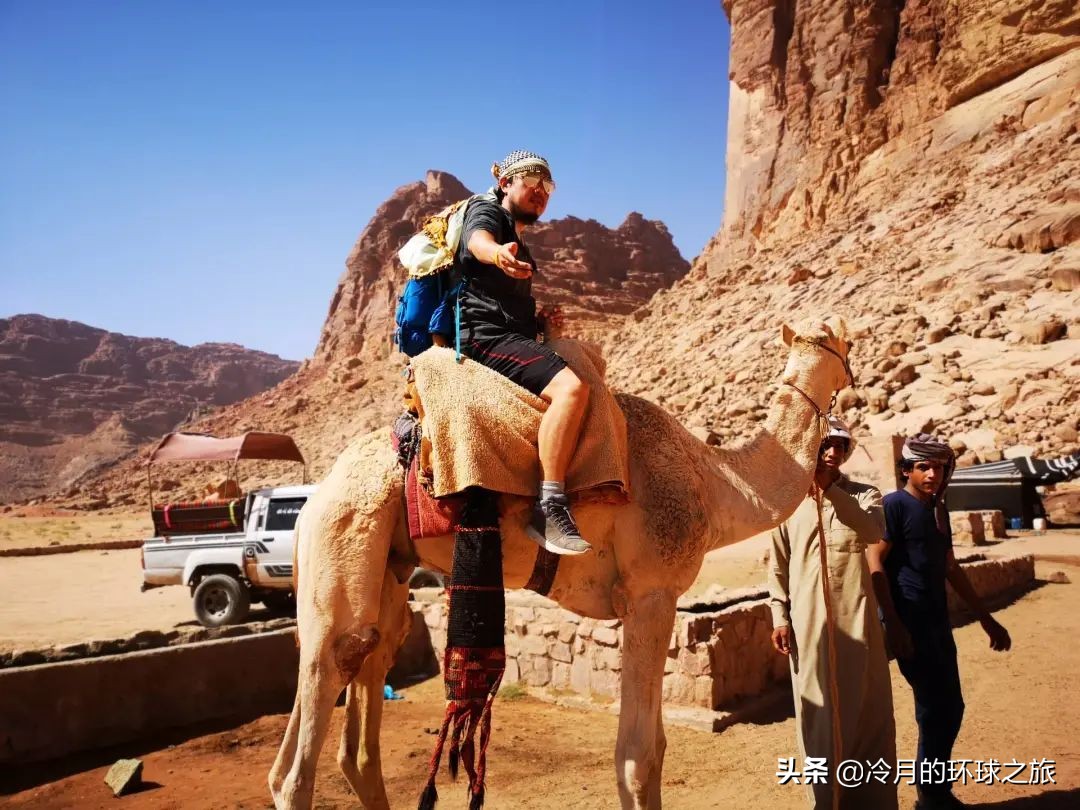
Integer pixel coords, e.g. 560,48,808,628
0,1,731,361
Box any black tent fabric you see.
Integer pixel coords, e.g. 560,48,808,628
947,453,1080,527
951,453,1080,485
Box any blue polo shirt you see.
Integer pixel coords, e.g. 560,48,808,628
883,489,952,620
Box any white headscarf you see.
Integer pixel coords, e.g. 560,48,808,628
825,415,856,462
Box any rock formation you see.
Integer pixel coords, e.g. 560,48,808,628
315,171,687,363
0,315,299,503
607,1,1080,467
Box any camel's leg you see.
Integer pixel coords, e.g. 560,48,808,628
272,451,404,810
615,589,677,810
277,632,350,810
269,690,303,801
337,572,411,809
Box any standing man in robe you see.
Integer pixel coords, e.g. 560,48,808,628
768,417,898,809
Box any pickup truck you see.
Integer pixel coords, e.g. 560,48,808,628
141,485,314,626
140,430,443,627
142,484,443,627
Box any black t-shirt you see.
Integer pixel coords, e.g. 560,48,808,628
455,197,538,338
883,489,953,619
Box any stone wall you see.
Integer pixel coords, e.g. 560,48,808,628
414,554,1035,712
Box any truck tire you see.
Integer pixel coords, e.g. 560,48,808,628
193,574,250,627
261,590,296,616
408,568,445,589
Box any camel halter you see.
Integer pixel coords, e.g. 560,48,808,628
782,337,855,438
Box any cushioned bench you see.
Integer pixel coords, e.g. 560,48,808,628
151,498,246,537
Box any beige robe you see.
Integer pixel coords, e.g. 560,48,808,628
768,476,898,810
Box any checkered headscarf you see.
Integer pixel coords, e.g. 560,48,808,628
491,149,551,181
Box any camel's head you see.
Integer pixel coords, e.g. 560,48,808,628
780,316,853,395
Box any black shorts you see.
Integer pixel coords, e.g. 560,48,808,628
462,332,567,397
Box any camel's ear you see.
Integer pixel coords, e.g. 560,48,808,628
825,315,849,343
781,324,795,347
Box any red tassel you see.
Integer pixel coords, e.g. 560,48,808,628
416,701,455,810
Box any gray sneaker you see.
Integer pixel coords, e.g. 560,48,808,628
525,496,592,555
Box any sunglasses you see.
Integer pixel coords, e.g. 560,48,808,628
517,173,556,194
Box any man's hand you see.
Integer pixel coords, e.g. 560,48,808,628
980,616,1012,652
771,625,793,655
493,242,532,279
537,304,566,340
885,619,914,660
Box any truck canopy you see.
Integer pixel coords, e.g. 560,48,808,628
148,431,305,466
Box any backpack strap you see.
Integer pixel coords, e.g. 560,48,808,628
454,277,468,363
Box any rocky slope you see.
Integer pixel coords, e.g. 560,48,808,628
0,315,299,503
606,0,1080,469
52,175,687,507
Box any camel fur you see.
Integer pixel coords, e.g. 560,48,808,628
270,317,854,810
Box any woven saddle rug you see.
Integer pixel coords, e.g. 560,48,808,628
408,337,630,500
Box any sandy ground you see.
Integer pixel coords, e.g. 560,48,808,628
2,528,1079,808
0,511,150,551
4,557,1078,808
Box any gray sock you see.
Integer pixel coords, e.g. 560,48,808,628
540,480,565,501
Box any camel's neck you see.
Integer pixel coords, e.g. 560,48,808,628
704,357,832,548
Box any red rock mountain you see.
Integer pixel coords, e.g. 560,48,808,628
0,315,299,503
315,171,688,363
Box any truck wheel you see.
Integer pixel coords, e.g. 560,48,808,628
193,574,250,627
261,590,296,616
408,568,445,589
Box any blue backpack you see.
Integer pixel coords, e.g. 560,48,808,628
394,269,458,357
393,193,493,358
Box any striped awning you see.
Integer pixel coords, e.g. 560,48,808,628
952,454,1080,485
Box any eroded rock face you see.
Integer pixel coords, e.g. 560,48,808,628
718,0,1080,252
0,315,299,503
314,171,688,363
607,2,1080,465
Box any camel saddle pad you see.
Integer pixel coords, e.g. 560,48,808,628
409,338,630,499
405,454,463,539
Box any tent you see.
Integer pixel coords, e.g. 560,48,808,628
947,453,1080,527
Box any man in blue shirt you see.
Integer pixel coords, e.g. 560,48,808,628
873,434,1011,809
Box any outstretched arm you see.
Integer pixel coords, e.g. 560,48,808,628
466,231,532,279
945,548,1012,651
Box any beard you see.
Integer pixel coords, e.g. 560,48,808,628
507,199,540,225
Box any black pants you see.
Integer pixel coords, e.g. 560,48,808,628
897,617,965,797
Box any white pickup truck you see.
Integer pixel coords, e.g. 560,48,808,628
141,485,314,626
141,483,446,627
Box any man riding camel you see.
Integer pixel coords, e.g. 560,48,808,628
431,150,591,555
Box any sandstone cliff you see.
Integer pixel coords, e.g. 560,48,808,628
0,315,299,503
607,0,1079,469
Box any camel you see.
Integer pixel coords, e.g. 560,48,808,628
270,316,854,810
